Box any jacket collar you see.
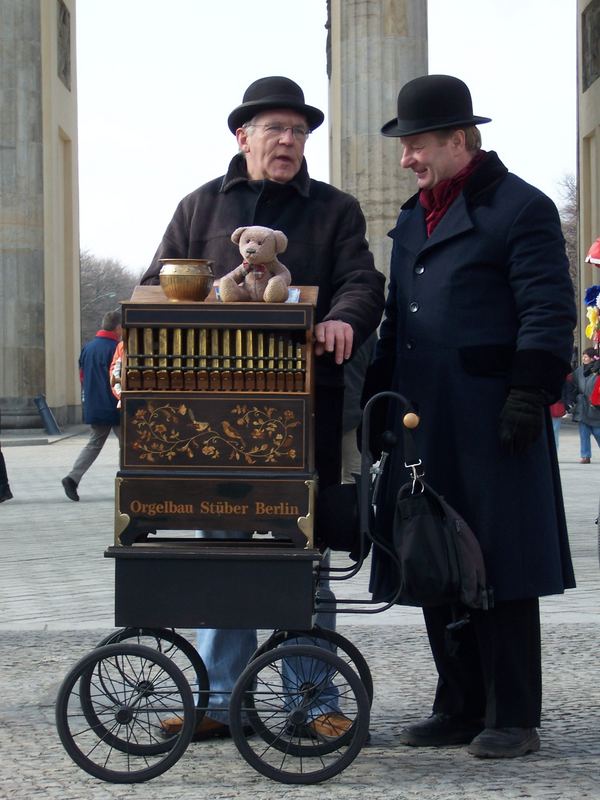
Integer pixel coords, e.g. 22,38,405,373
219,152,311,197
392,151,509,255
96,330,120,341
399,151,508,212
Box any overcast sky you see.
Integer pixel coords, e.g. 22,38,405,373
75,0,577,274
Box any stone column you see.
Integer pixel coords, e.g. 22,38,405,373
0,0,80,428
328,0,427,279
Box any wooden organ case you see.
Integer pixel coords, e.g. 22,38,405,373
106,285,321,630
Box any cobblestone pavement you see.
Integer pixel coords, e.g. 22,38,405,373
0,423,599,799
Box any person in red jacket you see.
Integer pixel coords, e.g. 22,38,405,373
549,375,573,450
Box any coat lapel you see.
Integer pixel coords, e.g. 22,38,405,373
391,202,427,257
392,194,475,259
419,194,475,255
390,151,508,260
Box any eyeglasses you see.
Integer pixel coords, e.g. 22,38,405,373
246,123,310,141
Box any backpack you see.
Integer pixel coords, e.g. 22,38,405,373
391,478,492,610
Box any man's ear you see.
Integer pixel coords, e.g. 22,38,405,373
231,227,246,244
236,128,250,153
451,129,466,150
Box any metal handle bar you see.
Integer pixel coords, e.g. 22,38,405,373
318,390,420,614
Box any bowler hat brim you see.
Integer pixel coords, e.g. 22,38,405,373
381,114,492,138
228,99,324,134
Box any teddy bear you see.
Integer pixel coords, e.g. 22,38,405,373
219,225,292,303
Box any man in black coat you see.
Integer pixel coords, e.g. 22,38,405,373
142,76,385,741
368,75,576,758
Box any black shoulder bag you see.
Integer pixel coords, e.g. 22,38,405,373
361,391,493,613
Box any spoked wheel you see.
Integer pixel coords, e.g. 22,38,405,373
229,644,370,784
96,627,209,722
55,643,195,783
254,627,374,706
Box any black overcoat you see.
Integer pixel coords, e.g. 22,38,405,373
369,152,577,604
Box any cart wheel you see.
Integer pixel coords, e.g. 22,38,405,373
229,644,369,784
96,627,209,722
253,628,373,706
55,643,195,783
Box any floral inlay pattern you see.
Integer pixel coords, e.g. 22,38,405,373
130,402,302,465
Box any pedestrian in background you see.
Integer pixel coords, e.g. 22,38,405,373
549,376,573,450
571,347,600,463
61,310,122,501
0,412,13,502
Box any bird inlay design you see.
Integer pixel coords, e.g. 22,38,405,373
129,402,302,465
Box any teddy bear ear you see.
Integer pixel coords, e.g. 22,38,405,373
273,230,288,253
231,227,246,244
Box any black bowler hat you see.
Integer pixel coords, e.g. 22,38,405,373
381,74,491,138
227,76,325,134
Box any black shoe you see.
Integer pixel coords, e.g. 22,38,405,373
62,477,79,501
398,713,483,747
467,727,540,758
0,485,13,503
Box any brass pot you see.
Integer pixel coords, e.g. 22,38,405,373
158,259,215,301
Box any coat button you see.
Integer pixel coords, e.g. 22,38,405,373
406,340,415,350
414,263,425,275
409,302,419,313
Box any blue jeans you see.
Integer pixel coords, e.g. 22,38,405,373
195,530,338,723
551,417,561,449
578,422,600,459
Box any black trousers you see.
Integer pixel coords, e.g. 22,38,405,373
0,449,8,488
423,597,542,728
314,385,344,491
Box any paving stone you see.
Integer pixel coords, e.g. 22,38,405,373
0,423,598,798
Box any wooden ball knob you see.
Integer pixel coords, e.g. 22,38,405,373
403,412,420,429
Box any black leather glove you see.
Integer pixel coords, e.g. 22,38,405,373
498,388,545,455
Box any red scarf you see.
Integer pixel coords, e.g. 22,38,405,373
419,150,486,236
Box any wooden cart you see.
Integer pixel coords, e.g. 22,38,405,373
55,285,372,785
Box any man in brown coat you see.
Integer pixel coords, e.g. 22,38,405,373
142,76,384,740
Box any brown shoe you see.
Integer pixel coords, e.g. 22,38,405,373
160,715,231,741
580,457,591,464
308,712,353,741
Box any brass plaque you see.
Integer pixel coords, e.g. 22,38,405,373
116,475,314,545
